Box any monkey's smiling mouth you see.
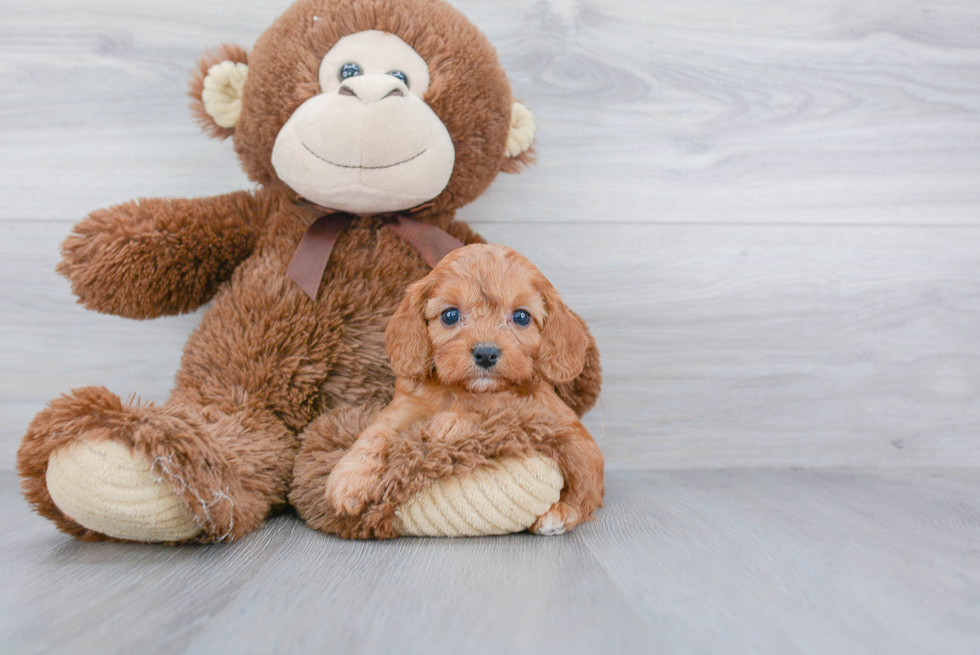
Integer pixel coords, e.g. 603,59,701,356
302,142,427,170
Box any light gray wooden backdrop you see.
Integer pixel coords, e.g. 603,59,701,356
2,0,980,471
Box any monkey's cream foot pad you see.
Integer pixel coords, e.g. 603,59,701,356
392,454,563,537
46,439,201,542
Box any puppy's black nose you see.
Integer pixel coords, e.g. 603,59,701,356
471,343,501,369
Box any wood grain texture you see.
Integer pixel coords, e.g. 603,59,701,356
0,0,978,223
4,220,980,471
2,469,979,654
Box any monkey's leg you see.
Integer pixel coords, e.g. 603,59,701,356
292,406,574,540
18,386,296,543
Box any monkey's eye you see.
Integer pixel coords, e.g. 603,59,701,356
339,62,362,80
440,308,461,326
387,70,409,86
512,310,531,327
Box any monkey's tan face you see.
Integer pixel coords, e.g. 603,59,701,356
271,30,455,214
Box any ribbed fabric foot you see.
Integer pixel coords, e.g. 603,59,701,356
392,455,563,537
46,439,201,542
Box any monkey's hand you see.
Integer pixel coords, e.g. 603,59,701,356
58,191,271,319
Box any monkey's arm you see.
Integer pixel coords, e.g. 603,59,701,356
58,190,274,319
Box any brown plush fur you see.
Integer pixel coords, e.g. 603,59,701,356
298,245,604,537
57,191,272,319
17,0,602,543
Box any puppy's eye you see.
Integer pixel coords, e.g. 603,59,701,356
387,70,409,86
512,309,531,327
339,62,362,80
441,308,461,326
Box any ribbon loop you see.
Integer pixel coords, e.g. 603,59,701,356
286,213,464,301
285,213,349,301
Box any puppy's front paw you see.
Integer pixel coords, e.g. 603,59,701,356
529,501,580,536
325,462,381,516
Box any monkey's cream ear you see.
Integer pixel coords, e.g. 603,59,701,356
203,61,248,128
501,102,537,172
189,45,249,139
505,102,536,157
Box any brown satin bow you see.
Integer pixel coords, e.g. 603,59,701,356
286,207,464,301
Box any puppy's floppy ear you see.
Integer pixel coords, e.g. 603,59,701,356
386,277,437,380
189,44,249,139
537,278,589,385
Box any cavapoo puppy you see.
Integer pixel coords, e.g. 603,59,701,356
324,243,604,535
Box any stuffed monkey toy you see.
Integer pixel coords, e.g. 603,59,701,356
17,0,601,543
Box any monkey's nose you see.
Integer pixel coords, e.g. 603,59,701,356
471,343,501,369
337,75,407,103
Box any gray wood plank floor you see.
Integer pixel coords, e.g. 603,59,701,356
3,469,979,654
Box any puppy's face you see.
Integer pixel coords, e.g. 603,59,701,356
423,253,546,392
386,244,589,391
